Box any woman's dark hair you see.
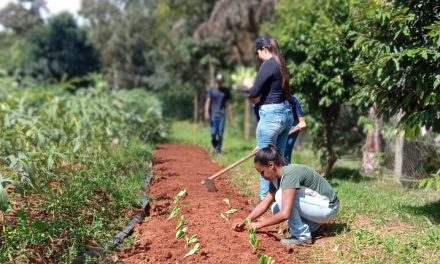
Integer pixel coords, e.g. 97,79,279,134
254,144,288,166
255,36,291,100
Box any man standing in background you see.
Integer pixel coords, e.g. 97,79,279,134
204,73,232,154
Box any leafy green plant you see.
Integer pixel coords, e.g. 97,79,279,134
249,227,260,251
258,254,275,264
176,226,188,239
0,79,167,262
220,208,239,221
418,170,440,190
176,215,187,230
168,205,181,220
222,198,230,207
173,188,187,204
185,234,198,247
0,174,14,211
183,243,201,259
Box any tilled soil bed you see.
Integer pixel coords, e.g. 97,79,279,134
116,144,304,263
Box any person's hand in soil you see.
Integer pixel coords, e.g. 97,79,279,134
231,219,246,232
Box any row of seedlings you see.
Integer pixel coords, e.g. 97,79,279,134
168,189,201,259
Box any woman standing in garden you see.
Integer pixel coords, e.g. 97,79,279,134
253,95,307,163
247,36,293,200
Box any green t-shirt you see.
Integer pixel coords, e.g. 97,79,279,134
269,164,338,205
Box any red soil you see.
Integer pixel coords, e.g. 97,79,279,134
116,144,304,264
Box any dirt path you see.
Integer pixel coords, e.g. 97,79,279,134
116,144,303,263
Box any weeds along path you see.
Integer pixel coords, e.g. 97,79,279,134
116,144,303,263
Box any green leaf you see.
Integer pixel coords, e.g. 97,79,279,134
225,208,239,215
392,58,400,71
186,234,198,245
176,188,187,198
176,226,188,239
183,243,201,259
258,254,275,264
0,184,10,212
434,75,440,89
222,198,230,207
73,137,81,153
47,155,54,170
176,216,186,230
168,205,181,220
220,213,229,221
174,188,187,204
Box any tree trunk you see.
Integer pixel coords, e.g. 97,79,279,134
362,104,384,172
323,107,339,176
112,64,119,90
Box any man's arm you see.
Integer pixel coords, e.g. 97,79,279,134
204,97,211,121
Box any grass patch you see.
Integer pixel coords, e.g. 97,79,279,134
170,120,440,263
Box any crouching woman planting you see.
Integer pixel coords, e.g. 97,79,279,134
232,144,340,246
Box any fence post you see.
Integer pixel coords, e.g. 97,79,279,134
394,130,404,183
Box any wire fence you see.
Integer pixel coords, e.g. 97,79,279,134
383,132,440,181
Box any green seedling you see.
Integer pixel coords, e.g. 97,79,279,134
173,188,187,204
223,198,230,207
258,254,275,264
220,208,239,221
176,215,186,230
220,212,229,221
176,226,188,239
249,228,260,251
224,208,239,214
185,234,198,247
183,243,201,259
168,205,181,220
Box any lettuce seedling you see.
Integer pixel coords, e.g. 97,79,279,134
223,198,230,207
183,243,201,259
185,234,198,247
258,254,275,264
173,188,187,204
249,228,260,251
176,215,186,230
168,205,181,220
176,226,188,239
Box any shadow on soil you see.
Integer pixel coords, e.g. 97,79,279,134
328,167,373,183
403,199,440,225
317,222,349,237
256,222,349,243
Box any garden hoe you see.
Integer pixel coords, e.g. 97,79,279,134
202,148,258,192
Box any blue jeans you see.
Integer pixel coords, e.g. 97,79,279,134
271,189,340,241
210,115,226,153
257,101,293,199
284,131,299,163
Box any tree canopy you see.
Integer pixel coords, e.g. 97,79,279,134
352,0,440,134
23,12,100,82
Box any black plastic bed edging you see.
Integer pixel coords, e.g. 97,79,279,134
73,161,154,263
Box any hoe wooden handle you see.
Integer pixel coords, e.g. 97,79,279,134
208,149,257,181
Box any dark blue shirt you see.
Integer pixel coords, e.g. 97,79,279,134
288,96,304,126
207,87,231,117
249,57,285,104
